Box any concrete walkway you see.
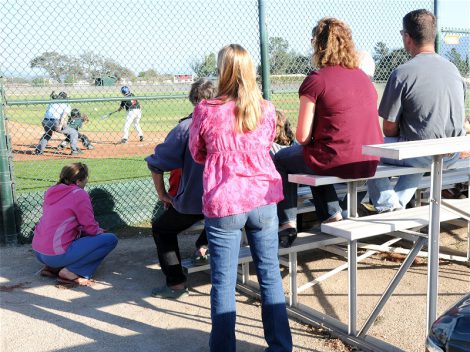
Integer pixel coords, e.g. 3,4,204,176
0,235,350,352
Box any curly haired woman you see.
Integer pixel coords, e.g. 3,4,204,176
275,17,383,247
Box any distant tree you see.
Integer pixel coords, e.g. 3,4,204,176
191,53,217,77
286,54,311,75
79,52,105,79
373,43,410,81
269,37,291,75
5,76,30,84
446,48,469,77
30,52,72,82
373,42,389,63
31,51,135,82
102,58,135,80
138,69,159,79
31,77,50,87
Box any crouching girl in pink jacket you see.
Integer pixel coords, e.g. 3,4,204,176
32,163,118,286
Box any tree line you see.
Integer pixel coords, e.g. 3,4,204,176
192,37,469,81
24,38,470,84
29,51,171,84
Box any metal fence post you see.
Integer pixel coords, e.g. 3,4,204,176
434,0,440,54
0,85,19,245
258,0,271,100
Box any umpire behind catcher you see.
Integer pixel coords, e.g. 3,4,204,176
35,91,81,156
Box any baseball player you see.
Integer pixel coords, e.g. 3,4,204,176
58,108,94,151
118,86,144,144
35,91,81,155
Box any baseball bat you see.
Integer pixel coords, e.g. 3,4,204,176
99,110,119,120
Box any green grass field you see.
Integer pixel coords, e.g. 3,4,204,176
14,156,150,192
8,86,469,194
6,91,301,134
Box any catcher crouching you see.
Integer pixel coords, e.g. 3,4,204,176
58,108,94,151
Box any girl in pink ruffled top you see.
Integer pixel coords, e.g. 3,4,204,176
189,44,292,352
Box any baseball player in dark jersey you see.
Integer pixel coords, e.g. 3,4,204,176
118,86,144,144
58,108,94,151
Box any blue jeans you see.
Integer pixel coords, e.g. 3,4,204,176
35,233,118,279
367,137,460,212
274,144,342,223
205,204,292,352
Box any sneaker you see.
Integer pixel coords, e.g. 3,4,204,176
359,203,397,216
34,148,43,155
86,144,94,150
57,142,67,150
151,286,189,300
119,138,128,144
191,246,209,266
358,203,379,216
139,136,144,142
278,228,297,248
71,149,83,156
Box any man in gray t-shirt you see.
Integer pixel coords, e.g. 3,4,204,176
367,9,466,213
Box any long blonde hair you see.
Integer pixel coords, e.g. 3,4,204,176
216,44,263,133
311,17,359,69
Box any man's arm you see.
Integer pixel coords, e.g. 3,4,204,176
151,172,173,208
382,119,399,137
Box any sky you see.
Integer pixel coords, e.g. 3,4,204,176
1,0,469,78
438,0,470,29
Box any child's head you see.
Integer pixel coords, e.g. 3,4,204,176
274,110,295,146
216,44,262,133
71,108,81,119
121,86,131,96
189,78,216,106
58,163,89,188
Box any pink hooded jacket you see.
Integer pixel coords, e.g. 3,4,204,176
32,183,103,255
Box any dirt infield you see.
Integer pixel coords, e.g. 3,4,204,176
8,121,166,161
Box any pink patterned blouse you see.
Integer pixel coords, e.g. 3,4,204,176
189,99,283,218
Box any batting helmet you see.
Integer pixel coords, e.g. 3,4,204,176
57,91,68,99
121,86,130,95
71,108,81,118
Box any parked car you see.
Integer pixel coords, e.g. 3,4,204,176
426,293,470,352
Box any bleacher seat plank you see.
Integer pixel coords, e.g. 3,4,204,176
182,231,346,274
289,159,468,187
321,198,470,241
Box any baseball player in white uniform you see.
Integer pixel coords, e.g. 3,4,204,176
118,86,144,144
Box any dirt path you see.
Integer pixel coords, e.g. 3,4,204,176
7,120,166,161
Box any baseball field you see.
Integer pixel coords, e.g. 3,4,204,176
6,86,469,193
7,90,301,192
5,85,469,242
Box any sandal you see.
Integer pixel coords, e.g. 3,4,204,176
191,245,209,266
56,268,94,288
39,266,61,278
55,276,94,289
278,228,297,248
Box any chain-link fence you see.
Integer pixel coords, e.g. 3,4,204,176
2,0,468,244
